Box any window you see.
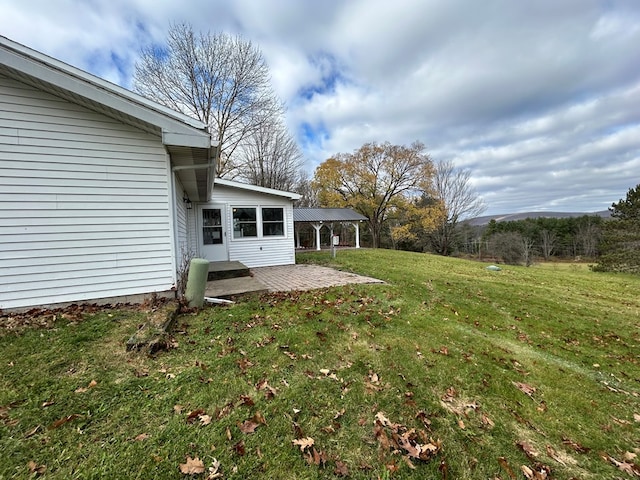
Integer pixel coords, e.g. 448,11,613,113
262,207,284,236
232,208,257,238
202,208,223,245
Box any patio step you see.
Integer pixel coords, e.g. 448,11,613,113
207,261,251,281
205,276,269,299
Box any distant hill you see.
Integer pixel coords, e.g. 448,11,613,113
466,210,611,227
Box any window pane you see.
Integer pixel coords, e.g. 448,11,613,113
262,208,283,222
263,222,284,236
233,208,256,221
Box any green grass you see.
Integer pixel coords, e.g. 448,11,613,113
1,249,639,479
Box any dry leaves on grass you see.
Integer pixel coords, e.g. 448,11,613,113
255,379,277,399
74,379,97,393
513,382,537,398
374,411,441,465
185,409,212,427
48,414,81,430
238,412,266,434
27,461,46,476
179,456,205,475
602,452,640,477
291,437,329,468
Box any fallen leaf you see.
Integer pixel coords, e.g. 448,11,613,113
256,379,277,399
283,351,297,360
179,456,205,475
233,440,246,456
239,395,254,407
239,420,259,434
41,401,54,408
173,404,184,414
457,419,466,429
292,437,315,452
334,460,349,476
307,447,327,467
521,465,534,479
199,414,212,426
186,409,205,424
207,458,223,479
215,402,234,419
513,382,536,397
517,441,539,460
133,433,150,442
439,458,449,480
481,413,495,428
236,358,253,373
498,456,517,479
602,452,640,476
27,460,46,475
24,425,41,438
561,436,590,453
48,414,80,430
546,445,566,465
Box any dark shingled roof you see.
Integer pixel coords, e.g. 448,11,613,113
293,208,367,222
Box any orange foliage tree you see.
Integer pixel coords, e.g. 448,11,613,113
312,141,440,248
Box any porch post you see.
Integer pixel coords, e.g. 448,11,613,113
296,226,301,248
353,222,361,248
312,223,323,250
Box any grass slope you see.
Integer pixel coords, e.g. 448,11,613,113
1,249,638,479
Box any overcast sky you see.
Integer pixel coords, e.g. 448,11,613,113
2,0,639,215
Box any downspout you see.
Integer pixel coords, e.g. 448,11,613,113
169,167,179,292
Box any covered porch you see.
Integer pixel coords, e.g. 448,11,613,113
293,208,368,250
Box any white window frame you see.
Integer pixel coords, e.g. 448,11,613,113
230,205,287,241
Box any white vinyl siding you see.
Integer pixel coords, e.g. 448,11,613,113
174,177,190,257
0,74,175,309
196,185,296,268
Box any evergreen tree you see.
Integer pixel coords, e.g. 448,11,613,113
593,184,640,273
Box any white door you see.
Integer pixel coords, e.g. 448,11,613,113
200,205,228,262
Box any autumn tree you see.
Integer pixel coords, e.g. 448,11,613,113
313,141,436,248
593,184,640,273
134,23,284,177
389,194,444,251
428,159,486,255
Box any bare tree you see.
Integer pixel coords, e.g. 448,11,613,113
134,23,284,177
576,220,600,258
237,119,304,191
293,172,319,207
540,229,557,260
429,159,486,255
522,236,535,266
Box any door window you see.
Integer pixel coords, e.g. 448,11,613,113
202,209,223,245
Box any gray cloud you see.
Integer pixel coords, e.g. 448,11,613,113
2,0,639,214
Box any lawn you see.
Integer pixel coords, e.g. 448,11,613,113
1,249,638,479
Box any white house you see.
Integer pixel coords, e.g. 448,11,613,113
0,36,300,310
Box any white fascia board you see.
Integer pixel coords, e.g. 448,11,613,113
162,131,212,149
214,178,302,200
0,36,210,145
